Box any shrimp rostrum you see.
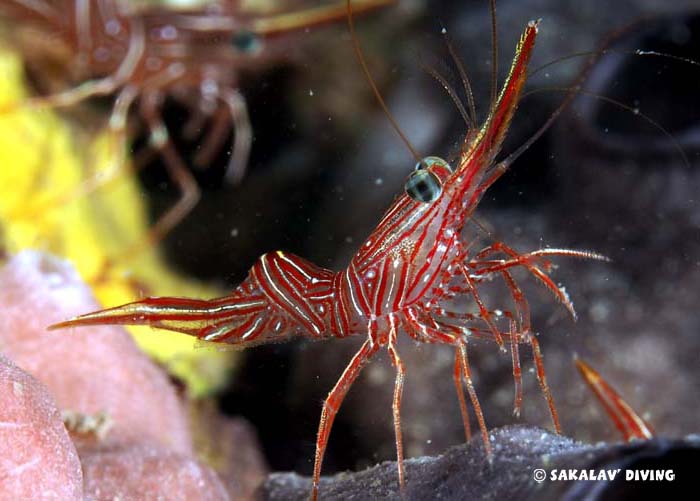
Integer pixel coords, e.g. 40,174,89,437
51,16,606,500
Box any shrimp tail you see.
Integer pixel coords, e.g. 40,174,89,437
48,294,272,344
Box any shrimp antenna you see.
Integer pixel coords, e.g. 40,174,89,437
346,0,423,163
521,86,691,170
528,48,700,80
442,29,478,127
499,83,579,169
422,65,473,130
505,19,699,170
488,0,498,111
253,0,394,36
509,45,693,171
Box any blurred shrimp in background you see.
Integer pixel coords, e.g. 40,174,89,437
0,0,396,394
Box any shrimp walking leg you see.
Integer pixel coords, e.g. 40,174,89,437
10,84,138,223
528,333,561,433
387,316,406,489
192,105,232,168
470,244,607,318
508,318,523,416
221,89,252,185
459,265,504,347
453,348,472,441
92,90,200,282
500,269,529,415
0,76,118,114
456,341,491,457
312,338,379,501
135,92,201,252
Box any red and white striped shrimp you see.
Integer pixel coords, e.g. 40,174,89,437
0,0,392,266
50,5,607,499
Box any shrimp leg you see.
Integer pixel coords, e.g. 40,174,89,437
192,103,232,168
0,76,118,114
470,243,608,320
8,60,187,226
0,14,144,114
103,90,200,266
456,340,491,458
10,84,138,223
527,333,561,433
459,264,504,348
312,337,379,501
221,89,252,185
453,348,472,441
499,270,529,416
387,315,406,489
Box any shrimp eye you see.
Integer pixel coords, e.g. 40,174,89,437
415,156,453,173
231,31,262,54
405,169,443,203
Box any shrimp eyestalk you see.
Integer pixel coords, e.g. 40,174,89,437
51,3,607,499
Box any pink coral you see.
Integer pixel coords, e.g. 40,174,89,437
0,251,230,499
0,251,192,454
0,355,83,500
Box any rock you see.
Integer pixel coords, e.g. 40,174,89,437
82,446,229,501
261,425,699,500
190,400,269,500
0,354,82,500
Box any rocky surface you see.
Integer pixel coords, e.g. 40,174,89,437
81,446,229,501
261,426,698,500
0,250,193,455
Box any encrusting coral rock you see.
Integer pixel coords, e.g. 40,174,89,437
81,446,229,501
0,355,83,500
0,250,192,454
0,251,231,499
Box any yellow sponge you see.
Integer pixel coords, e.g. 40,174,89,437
0,48,235,397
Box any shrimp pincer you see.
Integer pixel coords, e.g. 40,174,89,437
51,11,607,500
